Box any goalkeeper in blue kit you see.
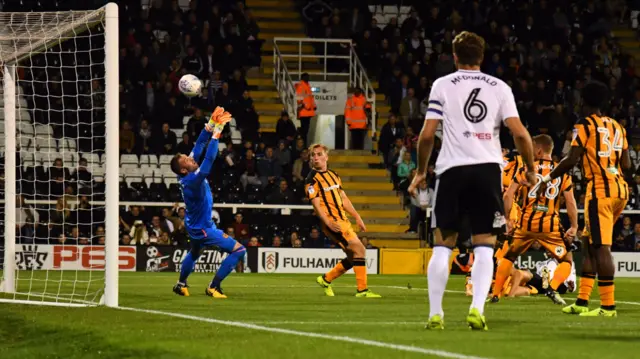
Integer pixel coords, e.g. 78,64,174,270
170,107,245,299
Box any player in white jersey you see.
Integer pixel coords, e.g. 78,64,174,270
408,31,536,331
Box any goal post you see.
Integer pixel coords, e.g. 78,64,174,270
0,3,119,307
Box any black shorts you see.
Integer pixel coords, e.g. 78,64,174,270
526,273,544,293
432,163,505,236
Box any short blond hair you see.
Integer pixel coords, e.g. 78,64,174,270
533,134,554,154
308,143,329,155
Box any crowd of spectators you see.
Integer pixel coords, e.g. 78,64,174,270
10,0,640,249
303,0,640,238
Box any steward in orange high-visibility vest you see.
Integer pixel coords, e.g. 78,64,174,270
344,87,371,149
295,73,316,142
345,88,371,130
295,80,316,117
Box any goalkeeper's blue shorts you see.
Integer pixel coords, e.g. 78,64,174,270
187,227,237,253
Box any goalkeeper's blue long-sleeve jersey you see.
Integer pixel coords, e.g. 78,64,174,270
180,128,219,232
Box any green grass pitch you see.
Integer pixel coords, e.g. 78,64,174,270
1,273,640,359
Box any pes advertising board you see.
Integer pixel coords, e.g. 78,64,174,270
14,244,136,271
257,248,379,274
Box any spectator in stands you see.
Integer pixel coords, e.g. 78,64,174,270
120,234,132,246
397,151,416,182
620,216,634,238
400,87,422,128
225,226,236,239
16,197,38,244
93,226,105,245
120,121,136,154
258,147,282,190
247,236,262,247
157,122,178,155
292,238,303,248
288,231,300,247
137,119,153,154
274,141,292,174
68,226,81,244
271,235,282,247
236,90,260,142
378,114,405,161
49,198,71,234
215,82,235,109
161,207,180,235
184,46,203,75
276,111,297,145
231,213,251,242
208,71,223,105
387,138,406,186
361,236,375,249
49,158,70,197
304,227,325,248
292,149,311,186
408,179,433,233
291,137,306,162
239,149,261,189
187,108,206,140
72,158,94,193
624,223,640,252
176,132,192,155
121,205,145,232
267,179,296,205
149,215,170,239
228,69,248,98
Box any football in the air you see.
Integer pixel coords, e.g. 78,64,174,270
178,74,202,97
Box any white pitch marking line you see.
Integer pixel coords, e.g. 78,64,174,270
249,321,425,325
118,306,490,359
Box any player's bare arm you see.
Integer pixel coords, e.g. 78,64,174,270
408,119,438,197
340,190,366,232
563,188,579,241
504,117,536,186
310,197,341,233
503,180,520,234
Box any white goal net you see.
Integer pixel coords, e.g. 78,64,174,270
0,3,119,307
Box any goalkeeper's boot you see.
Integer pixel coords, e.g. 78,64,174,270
562,303,590,315
579,307,617,317
316,275,335,297
425,315,444,330
173,282,190,297
205,286,227,299
355,289,382,298
488,295,500,303
466,308,488,331
545,289,567,305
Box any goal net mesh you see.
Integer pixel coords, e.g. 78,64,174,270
0,8,109,305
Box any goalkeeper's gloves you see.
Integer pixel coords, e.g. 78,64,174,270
209,106,233,139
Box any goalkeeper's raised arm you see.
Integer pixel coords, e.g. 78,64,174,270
170,107,232,182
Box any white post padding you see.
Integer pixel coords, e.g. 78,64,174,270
1,65,17,294
103,2,120,308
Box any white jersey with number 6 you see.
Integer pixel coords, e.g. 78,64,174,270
426,69,519,175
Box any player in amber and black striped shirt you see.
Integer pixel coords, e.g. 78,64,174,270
491,135,578,306
540,82,632,317
305,144,381,298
